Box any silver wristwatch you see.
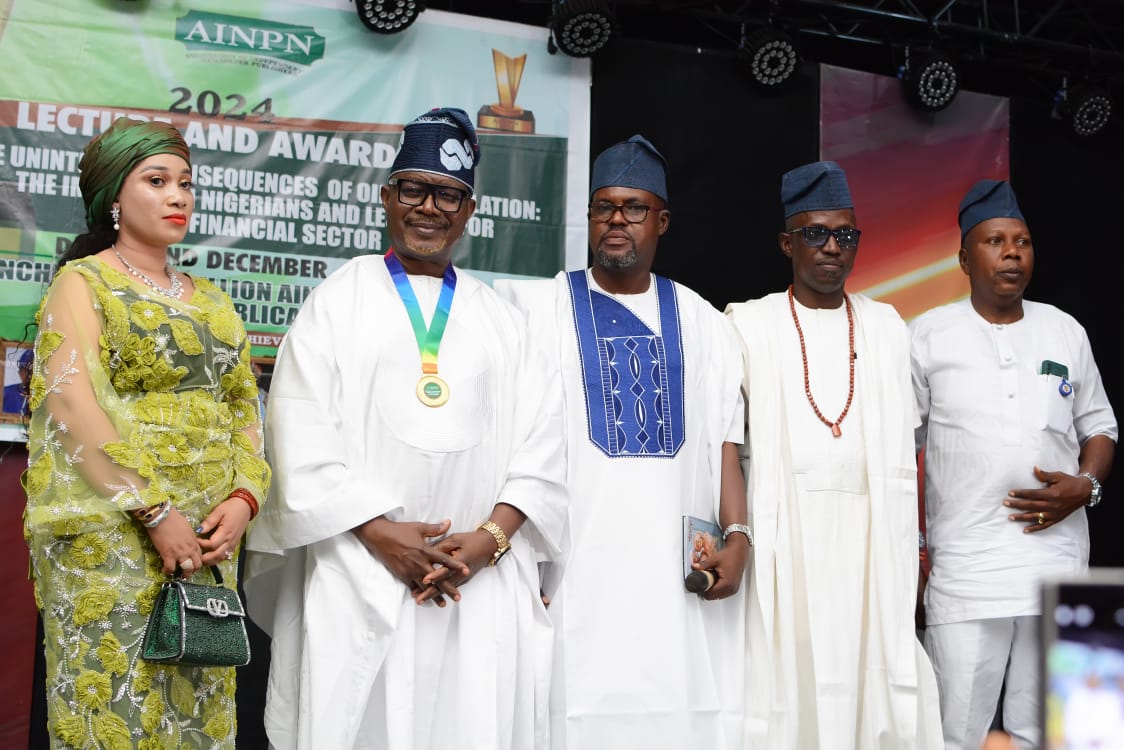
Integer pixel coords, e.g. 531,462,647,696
1080,471,1103,507
723,523,753,545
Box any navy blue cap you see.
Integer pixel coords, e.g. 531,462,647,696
958,179,1025,240
17,348,32,369
389,107,480,193
781,161,853,219
590,135,668,204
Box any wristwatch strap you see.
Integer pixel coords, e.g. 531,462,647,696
477,520,511,565
1079,471,1103,507
723,523,753,545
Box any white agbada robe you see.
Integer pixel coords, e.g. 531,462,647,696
726,292,942,750
496,270,746,750
244,255,568,750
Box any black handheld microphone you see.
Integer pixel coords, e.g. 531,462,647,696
684,569,717,594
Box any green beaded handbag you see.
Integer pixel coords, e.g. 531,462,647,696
141,565,250,667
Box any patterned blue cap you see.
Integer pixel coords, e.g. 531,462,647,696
590,135,668,204
958,179,1025,240
781,161,853,218
389,107,480,193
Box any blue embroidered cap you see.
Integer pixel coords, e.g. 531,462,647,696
590,135,669,205
389,107,480,193
958,179,1026,241
781,161,853,218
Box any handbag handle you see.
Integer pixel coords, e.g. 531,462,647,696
174,565,224,585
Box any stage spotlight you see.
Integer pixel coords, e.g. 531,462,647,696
740,28,799,89
356,0,424,34
1052,79,1114,138
1067,86,1113,138
901,50,960,112
548,0,613,57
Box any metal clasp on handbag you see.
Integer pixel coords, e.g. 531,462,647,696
205,597,230,617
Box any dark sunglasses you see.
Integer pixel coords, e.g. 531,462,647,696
786,225,861,250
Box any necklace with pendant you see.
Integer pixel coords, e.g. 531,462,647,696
112,245,184,299
787,285,855,437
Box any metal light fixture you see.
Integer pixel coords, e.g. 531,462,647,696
1070,89,1113,137
740,27,799,89
356,0,424,34
1054,80,1114,138
901,49,960,112
547,0,613,57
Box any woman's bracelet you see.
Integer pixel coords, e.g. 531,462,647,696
131,501,167,524
131,500,172,528
228,488,259,520
143,502,173,528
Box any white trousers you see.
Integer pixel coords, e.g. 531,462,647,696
924,616,1040,750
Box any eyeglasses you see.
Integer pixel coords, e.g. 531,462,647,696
390,179,469,213
588,201,661,224
786,225,862,250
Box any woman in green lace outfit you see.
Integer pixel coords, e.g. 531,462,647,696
24,118,270,749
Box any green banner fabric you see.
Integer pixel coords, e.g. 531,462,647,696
0,0,591,356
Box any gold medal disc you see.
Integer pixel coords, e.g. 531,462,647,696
416,374,449,407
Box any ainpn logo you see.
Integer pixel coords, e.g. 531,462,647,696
176,11,326,67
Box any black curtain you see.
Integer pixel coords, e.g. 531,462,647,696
591,37,820,309
1011,97,1124,566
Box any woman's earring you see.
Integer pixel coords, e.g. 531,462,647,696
111,205,120,231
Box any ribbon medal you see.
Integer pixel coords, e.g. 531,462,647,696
384,252,456,407
417,374,448,406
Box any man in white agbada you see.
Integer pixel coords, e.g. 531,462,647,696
725,161,942,749
244,108,567,750
912,179,1116,750
496,135,750,749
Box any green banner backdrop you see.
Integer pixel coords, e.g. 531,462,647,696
0,0,591,356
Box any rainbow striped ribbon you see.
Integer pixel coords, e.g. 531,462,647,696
384,251,457,375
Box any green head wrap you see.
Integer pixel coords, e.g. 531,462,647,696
79,118,191,229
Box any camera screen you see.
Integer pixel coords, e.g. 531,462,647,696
1043,581,1124,749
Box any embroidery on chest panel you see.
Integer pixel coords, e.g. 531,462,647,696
567,270,685,457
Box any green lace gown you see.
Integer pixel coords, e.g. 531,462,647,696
23,257,270,749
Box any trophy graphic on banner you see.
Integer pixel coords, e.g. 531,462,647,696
478,49,535,134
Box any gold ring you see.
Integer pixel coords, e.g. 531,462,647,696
1037,512,1047,525
180,558,195,569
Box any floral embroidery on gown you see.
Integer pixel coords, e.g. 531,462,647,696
23,257,270,749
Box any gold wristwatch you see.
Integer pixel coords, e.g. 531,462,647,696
477,520,511,566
